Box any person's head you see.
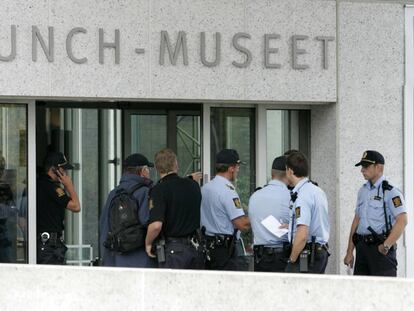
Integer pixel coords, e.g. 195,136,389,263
123,153,154,179
285,151,309,186
43,151,74,181
215,149,243,182
154,148,178,176
283,149,299,157
271,156,288,185
355,150,385,183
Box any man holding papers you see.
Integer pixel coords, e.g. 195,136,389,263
249,156,291,272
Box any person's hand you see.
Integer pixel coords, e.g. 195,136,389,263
279,223,289,229
378,244,388,255
146,244,156,258
56,169,73,189
190,171,203,183
343,251,354,268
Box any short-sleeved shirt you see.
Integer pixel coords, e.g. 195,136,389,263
148,173,201,237
248,179,290,246
288,178,330,244
355,175,407,235
36,174,70,234
200,175,245,236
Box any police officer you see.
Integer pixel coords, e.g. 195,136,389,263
285,151,330,274
200,149,250,271
99,153,156,268
37,152,81,264
344,150,407,276
249,156,291,272
145,148,203,269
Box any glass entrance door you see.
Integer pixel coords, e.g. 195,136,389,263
124,108,201,179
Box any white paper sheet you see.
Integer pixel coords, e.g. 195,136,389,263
261,215,289,238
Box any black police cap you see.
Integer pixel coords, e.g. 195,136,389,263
355,150,385,167
123,153,154,168
216,149,244,165
44,152,74,170
272,156,287,171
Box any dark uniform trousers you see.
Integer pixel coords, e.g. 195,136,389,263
285,247,329,274
354,241,397,277
37,235,68,265
205,235,240,271
254,246,289,272
159,239,204,270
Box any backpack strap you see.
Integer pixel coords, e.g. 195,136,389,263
125,183,149,196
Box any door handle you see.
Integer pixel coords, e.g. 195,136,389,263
108,158,120,165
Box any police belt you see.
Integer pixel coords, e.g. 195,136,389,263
206,234,235,248
304,242,329,253
353,233,388,245
38,232,63,246
254,244,290,255
166,234,197,245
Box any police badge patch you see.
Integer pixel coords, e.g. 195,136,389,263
295,206,301,218
392,196,402,208
55,187,65,197
233,198,242,208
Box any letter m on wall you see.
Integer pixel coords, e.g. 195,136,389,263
159,31,188,66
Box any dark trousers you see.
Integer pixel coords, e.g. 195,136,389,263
354,242,397,277
254,249,288,272
37,239,67,265
159,240,204,270
206,245,239,271
285,249,329,274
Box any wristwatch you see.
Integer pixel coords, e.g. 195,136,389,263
383,243,391,254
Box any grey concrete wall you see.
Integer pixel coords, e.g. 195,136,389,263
311,103,337,274
337,2,406,275
0,264,413,311
0,0,336,101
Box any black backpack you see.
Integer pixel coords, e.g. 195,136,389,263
104,183,148,253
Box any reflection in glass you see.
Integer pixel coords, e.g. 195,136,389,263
0,104,27,263
130,114,167,181
176,115,201,176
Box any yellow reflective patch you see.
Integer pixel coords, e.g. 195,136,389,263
55,187,65,197
233,198,241,208
149,199,154,210
295,206,301,218
392,196,402,208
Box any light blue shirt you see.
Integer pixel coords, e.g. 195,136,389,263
355,175,407,235
201,175,245,236
248,179,290,246
288,178,330,244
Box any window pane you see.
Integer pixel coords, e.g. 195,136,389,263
0,104,27,263
266,110,310,181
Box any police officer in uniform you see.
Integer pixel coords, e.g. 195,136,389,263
37,152,81,264
100,153,156,268
200,149,250,271
145,148,203,269
249,156,291,272
284,151,330,274
249,156,290,272
344,150,407,276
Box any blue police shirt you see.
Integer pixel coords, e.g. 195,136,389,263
288,178,330,244
201,175,245,236
248,179,290,246
355,175,407,235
